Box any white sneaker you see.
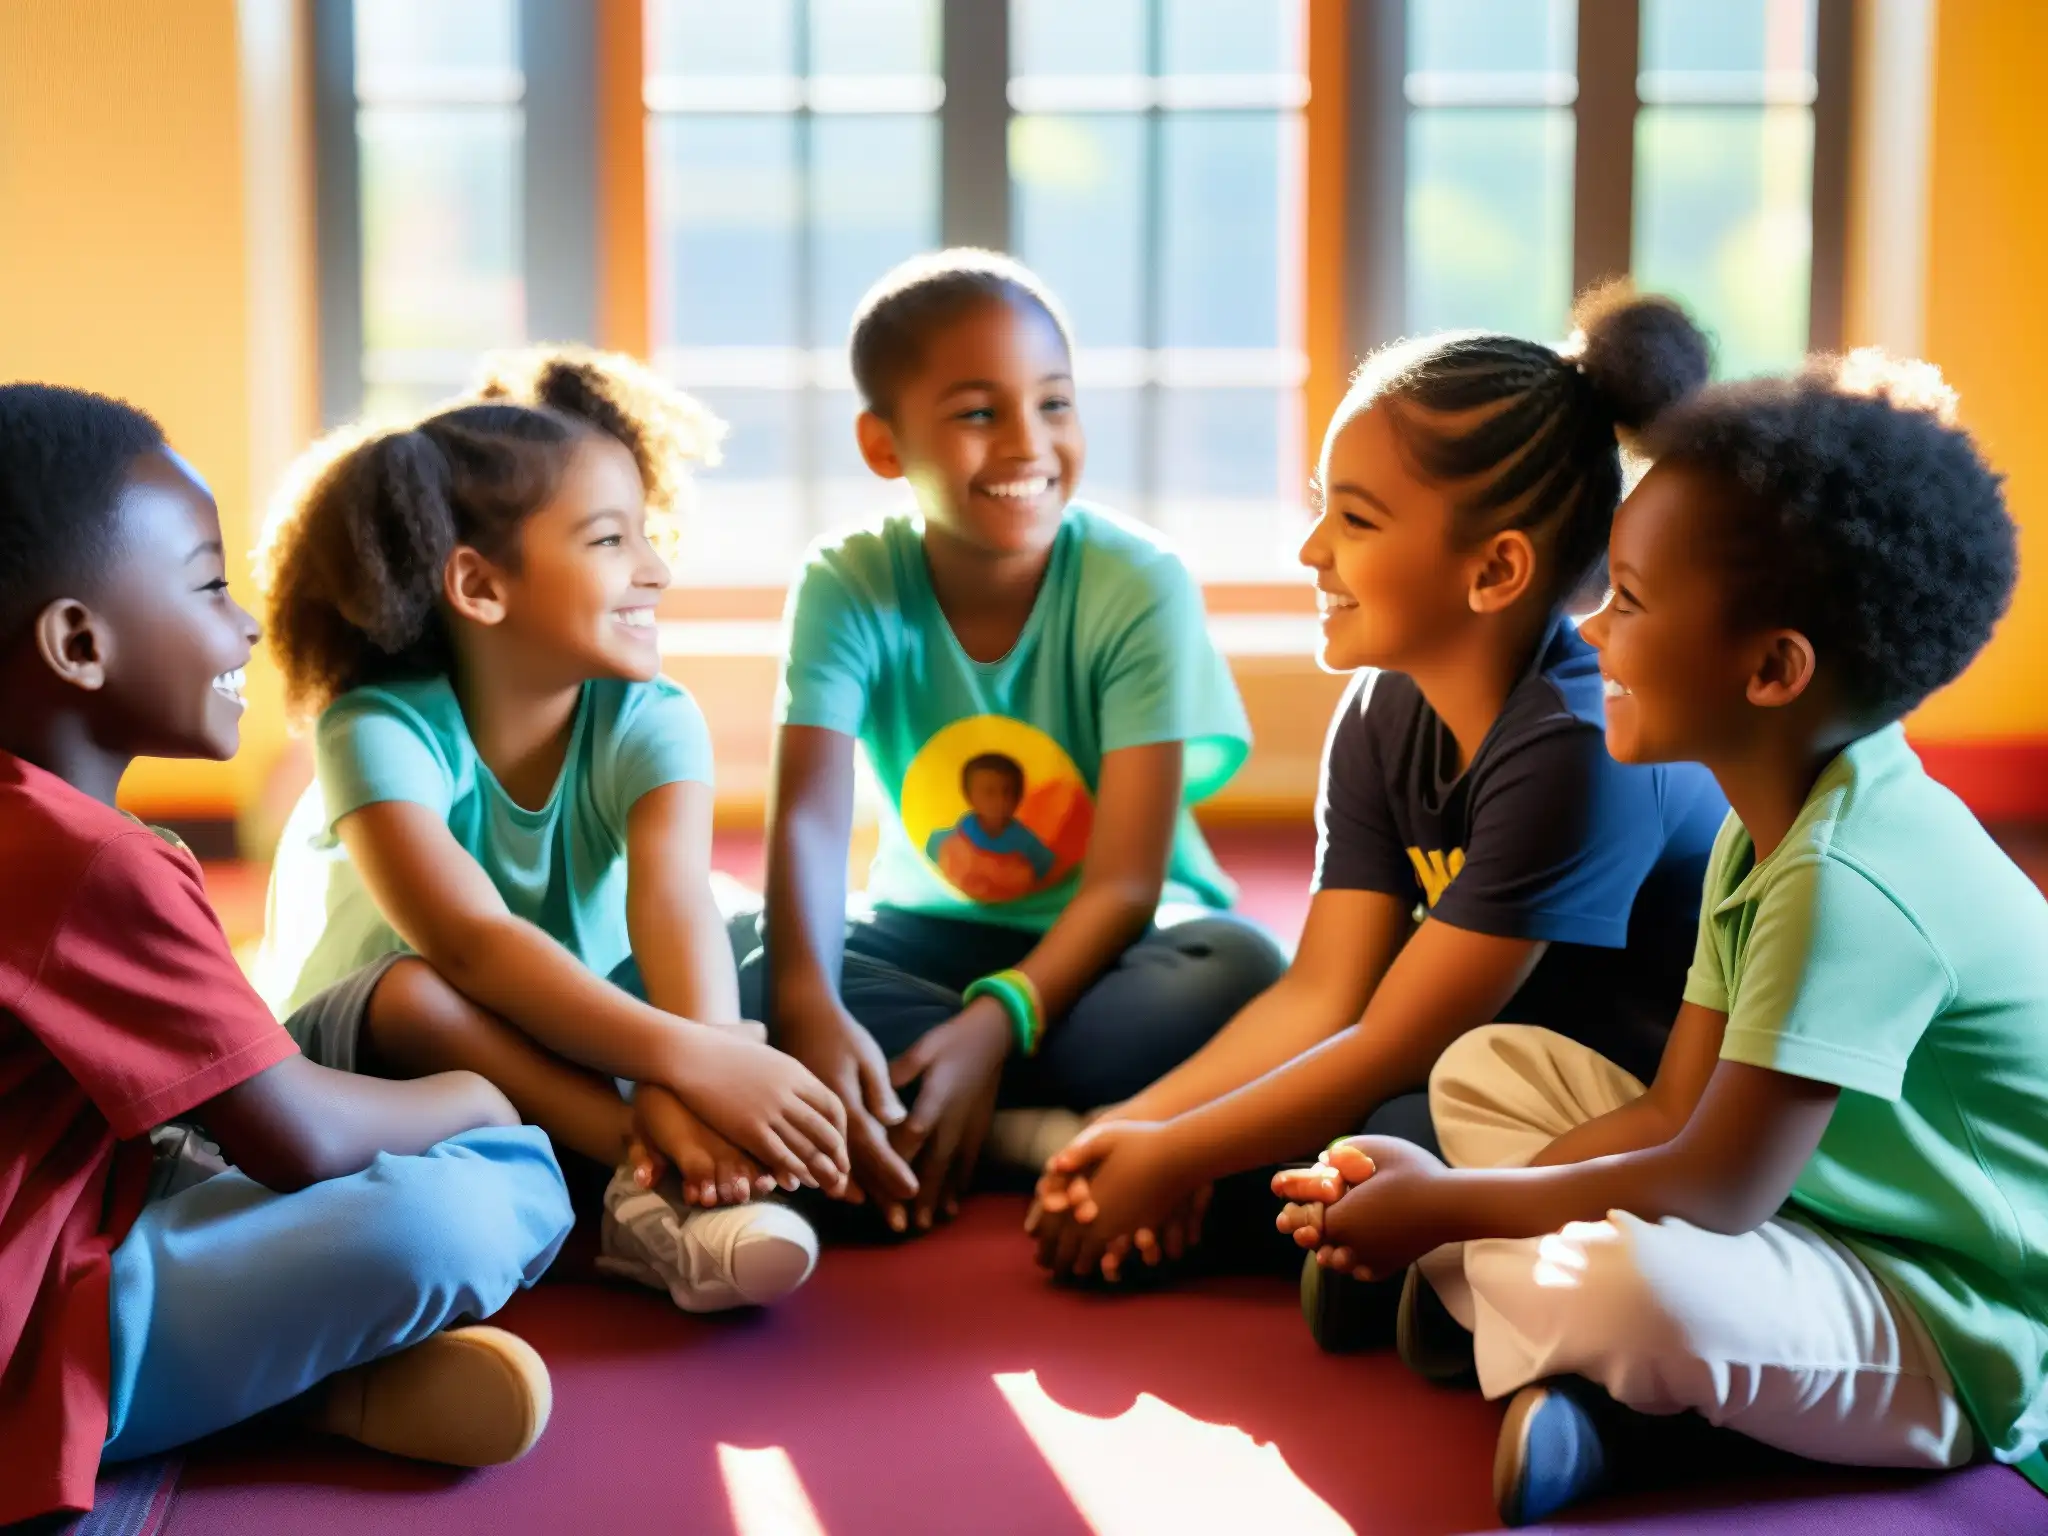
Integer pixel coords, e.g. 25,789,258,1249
598,1168,818,1314
986,1108,1090,1175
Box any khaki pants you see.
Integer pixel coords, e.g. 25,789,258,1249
1416,1024,1973,1470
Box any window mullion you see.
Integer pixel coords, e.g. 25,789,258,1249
1808,0,1854,352
941,0,1010,249
521,0,599,346
313,0,364,426
1572,0,1639,295
1344,0,1405,355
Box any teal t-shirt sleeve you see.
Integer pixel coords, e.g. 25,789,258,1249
1716,852,1956,1100
776,551,879,737
313,689,455,832
1681,811,1744,1012
1094,551,1250,800
605,681,715,830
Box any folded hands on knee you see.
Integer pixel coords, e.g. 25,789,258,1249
1273,1136,1454,1282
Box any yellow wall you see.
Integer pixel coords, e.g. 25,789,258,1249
0,0,306,819
1908,0,2048,739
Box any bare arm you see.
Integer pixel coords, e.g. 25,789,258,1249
1121,887,1413,1122
1528,1001,1727,1167
202,1054,517,1193
625,779,741,1024
765,723,918,1201
1438,1053,1836,1239
1159,918,1547,1180
1006,741,1182,1023
337,800,703,1086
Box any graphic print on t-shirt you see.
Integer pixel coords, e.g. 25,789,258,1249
901,715,1094,905
1407,845,1466,906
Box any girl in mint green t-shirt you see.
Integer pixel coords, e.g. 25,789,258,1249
253,346,848,1317
750,250,1289,1239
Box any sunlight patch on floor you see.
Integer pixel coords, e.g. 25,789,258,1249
718,1444,829,1536
993,1370,1355,1536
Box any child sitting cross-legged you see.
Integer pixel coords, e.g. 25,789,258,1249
0,385,574,1527
1275,352,2047,1525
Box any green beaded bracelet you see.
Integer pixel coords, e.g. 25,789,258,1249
964,968,1044,1056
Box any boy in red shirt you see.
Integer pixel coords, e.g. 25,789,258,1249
0,384,574,1525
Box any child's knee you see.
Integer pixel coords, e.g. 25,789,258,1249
1471,1217,1685,1361
376,1128,572,1291
1170,916,1288,997
365,958,488,1059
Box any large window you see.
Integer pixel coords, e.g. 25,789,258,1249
645,0,944,584
1403,0,1824,377
321,0,1844,589
348,0,525,420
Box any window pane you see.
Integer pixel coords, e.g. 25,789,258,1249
1640,0,1815,98
358,107,523,359
1011,115,1145,349
673,387,804,584
1154,387,1300,579
1160,113,1292,349
1011,0,1147,77
1634,106,1812,378
1406,0,1574,91
1406,108,1573,340
649,116,801,348
810,116,941,349
1073,385,1144,515
1159,0,1303,77
810,0,940,75
355,0,518,83
646,0,796,78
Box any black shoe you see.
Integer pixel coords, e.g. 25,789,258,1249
1394,1265,1476,1386
1493,1377,1617,1527
1299,1252,1400,1353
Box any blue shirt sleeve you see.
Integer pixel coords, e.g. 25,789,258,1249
1094,548,1250,800
1431,721,1667,948
776,548,880,737
1313,672,1420,900
603,679,715,833
313,688,456,833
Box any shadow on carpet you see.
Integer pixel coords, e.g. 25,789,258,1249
159,1198,2040,1535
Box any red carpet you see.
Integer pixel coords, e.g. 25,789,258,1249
160,1198,2039,1535
161,828,2047,1532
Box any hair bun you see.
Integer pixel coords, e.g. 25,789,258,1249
1568,282,1712,432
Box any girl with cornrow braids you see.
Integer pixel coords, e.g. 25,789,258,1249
253,346,846,1317
1028,286,1730,1324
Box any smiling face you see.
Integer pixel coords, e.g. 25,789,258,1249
463,430,672,682
1579,460,1766,765
1299,402,1487,673
857,298,1084,562
72,449,262,759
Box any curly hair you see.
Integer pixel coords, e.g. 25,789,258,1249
1642,349,2015,723
0,383,165,648
1335,281,1712,608
257,345,723,719
848,248,1073,418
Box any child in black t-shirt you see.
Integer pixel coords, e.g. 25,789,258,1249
1029,287,1727,1337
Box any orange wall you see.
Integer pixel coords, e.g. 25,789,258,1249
1905,0,2048,741
0,0,304,822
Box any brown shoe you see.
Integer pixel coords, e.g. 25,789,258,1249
311,1326,552,1467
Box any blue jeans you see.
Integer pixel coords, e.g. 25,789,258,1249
730,902,1290,1111
102,1125,573,1462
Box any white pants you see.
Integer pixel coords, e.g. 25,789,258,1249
1416,1024,1973,1470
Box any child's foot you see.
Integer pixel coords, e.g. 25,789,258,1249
1493,1376,1615,1527
1395,1264,1476,1385
310,1326,551,1466
1298,1252,1399,1352
599,1167,818,1312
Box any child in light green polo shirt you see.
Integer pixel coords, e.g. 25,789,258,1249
1271,352,2046,1525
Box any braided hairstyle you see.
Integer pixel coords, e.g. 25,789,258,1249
258,345,722,719
1336,282,1712,608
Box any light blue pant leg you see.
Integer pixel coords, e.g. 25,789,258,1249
102,1125,572,1462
